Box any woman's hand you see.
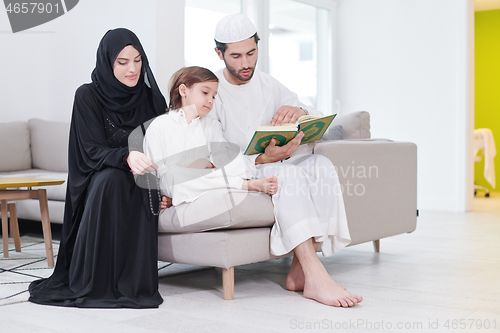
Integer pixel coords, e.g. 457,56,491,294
161,195,172,209
126,151,158,175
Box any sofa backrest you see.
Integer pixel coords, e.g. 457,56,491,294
0,121,32,172
29,119,69,172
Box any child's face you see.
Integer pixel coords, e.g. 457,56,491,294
181,81,218,117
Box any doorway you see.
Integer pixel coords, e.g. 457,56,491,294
473,2,500,208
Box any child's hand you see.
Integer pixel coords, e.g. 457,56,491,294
161,196,172,209
187,158,214,169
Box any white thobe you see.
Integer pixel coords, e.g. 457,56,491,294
143,110,255,207
209,69,351,257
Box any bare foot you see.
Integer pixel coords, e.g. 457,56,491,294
242,176,278,195
292,239,362,307
286,241,320,292
286,256,305,291
303,266,363,307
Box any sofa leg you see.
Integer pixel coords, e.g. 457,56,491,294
373,240,380,253
222,267,234,300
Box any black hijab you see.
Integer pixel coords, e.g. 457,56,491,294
89,28,166,128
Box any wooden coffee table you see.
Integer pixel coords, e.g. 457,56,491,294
0,177,65,267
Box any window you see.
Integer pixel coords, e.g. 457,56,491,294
184,0,241,72
269,0,318,108
184,0,336,113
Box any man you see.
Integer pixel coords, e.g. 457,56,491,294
209,13,363,307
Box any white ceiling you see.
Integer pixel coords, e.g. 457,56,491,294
475,0,500,11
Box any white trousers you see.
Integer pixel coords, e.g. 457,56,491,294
256,154,350,256
159,153,350,257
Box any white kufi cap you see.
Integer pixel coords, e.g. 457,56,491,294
214,13,257,43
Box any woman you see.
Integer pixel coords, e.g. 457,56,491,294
29,28,167,308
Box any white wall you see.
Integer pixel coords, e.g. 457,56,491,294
156,0,185,96
336,0,474,211
0,0,184,123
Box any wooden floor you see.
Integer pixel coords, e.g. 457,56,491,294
1,194,499,333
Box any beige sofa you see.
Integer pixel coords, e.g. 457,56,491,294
0,112,418,300
0,119,68,223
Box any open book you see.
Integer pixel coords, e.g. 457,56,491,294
244,114,336,155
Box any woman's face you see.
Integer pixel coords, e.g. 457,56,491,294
113,45,142,87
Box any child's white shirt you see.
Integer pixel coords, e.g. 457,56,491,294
143,109,256,206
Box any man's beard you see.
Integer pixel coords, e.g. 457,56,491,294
224,60,256,82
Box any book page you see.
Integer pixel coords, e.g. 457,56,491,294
297,115,322,123
256,123,298,132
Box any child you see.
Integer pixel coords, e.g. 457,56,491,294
143,66,278,208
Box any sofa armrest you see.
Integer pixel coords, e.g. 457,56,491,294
314,139,417,246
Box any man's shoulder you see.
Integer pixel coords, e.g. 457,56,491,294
215,68,225,78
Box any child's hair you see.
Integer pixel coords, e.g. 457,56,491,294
168,66,219,110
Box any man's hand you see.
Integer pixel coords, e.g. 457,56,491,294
126,151,158,175
161,195,172,209
256,131,305,164
271,105,307,125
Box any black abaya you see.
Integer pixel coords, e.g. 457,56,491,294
29,85,162,308
28,29,166,308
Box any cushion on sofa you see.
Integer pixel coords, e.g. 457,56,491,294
319,125,343,141
29,119,70,172
0,121,31,172
331,111,370,139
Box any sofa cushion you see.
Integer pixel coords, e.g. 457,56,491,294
332,111,370,139
15,199,65,224
158,228,284,269
29,119,70,172
158,189,275,233
319,125,343,141
0,121,31,172
0,169,67,201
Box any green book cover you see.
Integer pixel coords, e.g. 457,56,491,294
244,114,336,155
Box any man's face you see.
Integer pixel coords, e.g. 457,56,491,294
217,37,258,84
